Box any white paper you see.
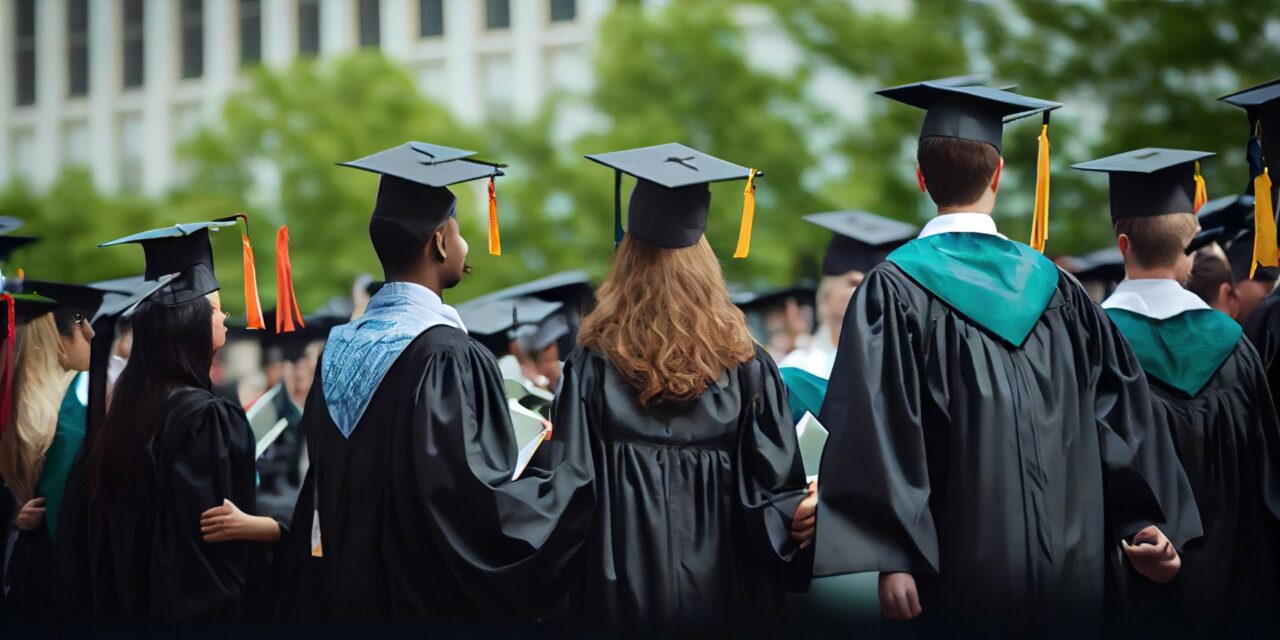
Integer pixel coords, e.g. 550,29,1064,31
796,412,828,481
512,426,552,481
255,418,291,460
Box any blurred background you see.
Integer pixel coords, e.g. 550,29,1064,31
1,0,1277,314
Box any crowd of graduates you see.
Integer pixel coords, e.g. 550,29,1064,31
0,74,1277,637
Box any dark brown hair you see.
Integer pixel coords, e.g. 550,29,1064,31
578,235,755,407
1186,246,1234,306
917,136,1001,207
1113,213,1199,270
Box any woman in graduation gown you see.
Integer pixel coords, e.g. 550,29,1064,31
88,223,282,623
0,287,95,622
553,145,817,628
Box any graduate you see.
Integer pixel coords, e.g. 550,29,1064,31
274,142,593,621
781,211,917,380
457,294,567,391
1076,148,1280,628
1185,244,1238,313
550,143,816,628
89,220,283,623
814,81,1200,634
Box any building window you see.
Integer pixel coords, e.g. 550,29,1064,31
180,0,204,79
14,0,37,106
550,0,576,23
122,0,145,89
239,0,262,65
298,0,321,56
481,55,513,116
419,0,443,37
358,0,381,48
68,0,90,97
119,113,144,191
62,121,91,166
485,0,510,30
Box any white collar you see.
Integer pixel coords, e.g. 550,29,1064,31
1101,279,1209,320
917,213,1006,239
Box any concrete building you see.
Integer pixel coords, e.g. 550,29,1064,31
1,0,607,196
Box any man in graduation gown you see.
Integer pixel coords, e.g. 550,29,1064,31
1079,148,1280,629
275,142,594,622
815,81,1200,634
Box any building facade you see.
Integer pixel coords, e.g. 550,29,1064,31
1,0,606,196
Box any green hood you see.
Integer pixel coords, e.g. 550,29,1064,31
1105,308,1241,397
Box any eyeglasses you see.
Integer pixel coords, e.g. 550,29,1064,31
70,312,86,326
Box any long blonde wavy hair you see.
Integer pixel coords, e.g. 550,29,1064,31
578,235,755,407
0,313,75,503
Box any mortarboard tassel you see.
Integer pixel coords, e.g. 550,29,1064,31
0,294,13,434
733,169,759,259
275,225,305,334
1193,161,1208,213
614,170,624,249
1029,115,1051,253
488,177,501,256
1252,168,1278,278
231,213,266,330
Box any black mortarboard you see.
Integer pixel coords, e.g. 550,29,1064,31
0,235,37,264
586,143,760,252
100,220,237,306
1221,78,1280,173
804,211,918,275
88,275,174,322
464,272,594,356
1072,148,1215,220
457,296,564,339
20,280,107,317
876,81,1061,151
1065,248,1126,286
339,142,505,250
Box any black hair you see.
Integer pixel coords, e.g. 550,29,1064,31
917,136,1001,208
90,296,214,505
370,217,434,278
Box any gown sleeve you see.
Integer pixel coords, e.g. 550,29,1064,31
403,343,595,620
148,392,258,622
1081,290,1202,550
815,268,940,576
736,350,813,592
1240,344,1280,605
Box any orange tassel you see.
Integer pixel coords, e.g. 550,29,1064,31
275,225,304,333
1029,123,1051,253
1252,168,1277,278
0,294,14,434
234,213,266,330
488,177,501,256
1193,161,1208,213
733,169,758,259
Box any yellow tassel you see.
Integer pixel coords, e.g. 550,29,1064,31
1253,168,1277,278
487,177,501,256
1029,124,1050,253
733,169,758,259
1193,161,1208,213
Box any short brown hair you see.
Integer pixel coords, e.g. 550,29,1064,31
917,136,1001,207
1185,246,1233,305
1113,213,1199,270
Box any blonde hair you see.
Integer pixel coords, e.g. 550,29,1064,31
578,235,755,407
0,313,75,503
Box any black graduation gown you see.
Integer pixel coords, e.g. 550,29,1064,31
275,326,594,622
1244,289,1280,406
815,264,1201,633
550,347,813,628
88,388,258,623
1143,340,1280,628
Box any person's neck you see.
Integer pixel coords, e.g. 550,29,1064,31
387,272,445,299
1124,265,1180,282
937,203,994,215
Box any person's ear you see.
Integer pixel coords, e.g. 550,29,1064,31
1117,233,1130,257
915,166,927,193
432,229,448,262
990,157,1005,193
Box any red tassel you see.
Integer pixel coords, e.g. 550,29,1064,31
275,226,304,334
0,294,15,434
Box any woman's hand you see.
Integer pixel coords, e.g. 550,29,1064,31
1123,525,1180,584
792,481,818,548
879,572,922,620
16,497,45,531
201,499,281,543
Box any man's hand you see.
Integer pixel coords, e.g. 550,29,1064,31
791,481,817,548
16,497,45,531
879,572,922,620
1123,525,1180,584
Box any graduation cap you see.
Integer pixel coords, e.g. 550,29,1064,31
457,295,565,357
0,217,24,235
1064,248,1126,286
585,143,762,257
731,284,817,344
20,280,108,318
100,220,236,306
88,275,175,323
879,81,1061,252
803,211,918,275
339,141,507,255
1220,78,1280,277
1072,148,1214,221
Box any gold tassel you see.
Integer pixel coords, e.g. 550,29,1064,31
733,169,758,259
1253,168,1277,278
1193,161,1208,213
1029,123,1050,253
487,177,501,256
